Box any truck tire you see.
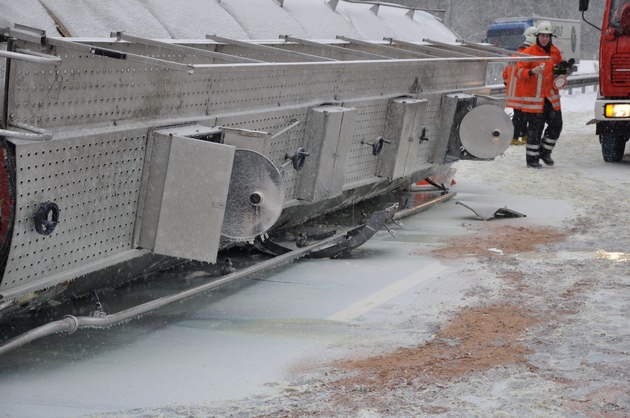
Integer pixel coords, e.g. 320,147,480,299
600,133,626,163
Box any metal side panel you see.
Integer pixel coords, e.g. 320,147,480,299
297,105,357,202
139,129,234,263
376,98,427,180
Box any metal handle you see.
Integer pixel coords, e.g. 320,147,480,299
362,136,391,156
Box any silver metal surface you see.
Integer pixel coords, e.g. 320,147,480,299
214,104,310,200
282,36,385,60
1,126,147,294
297,105,357,202
0,31,527,313
117,33,262,64
458,104,512,159
339,96,397,185
139,127,235,263
207,34,335,62
376,98,428,180
221,150,284,241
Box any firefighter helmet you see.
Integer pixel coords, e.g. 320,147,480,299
523,26,537,46
523,26,537,37
524,35,536,46
535,20,555,36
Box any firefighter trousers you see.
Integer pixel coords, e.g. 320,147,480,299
524,99,563,162
512,109,527,139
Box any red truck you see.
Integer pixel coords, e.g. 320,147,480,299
580,0,630,162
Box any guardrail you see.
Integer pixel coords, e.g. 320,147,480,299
562,74,600,95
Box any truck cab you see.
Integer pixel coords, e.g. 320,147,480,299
580,0,630,162
485,19,533,50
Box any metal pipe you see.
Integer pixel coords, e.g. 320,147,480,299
0,129,53,141
0,318,78,354
189,55,547,74
271,118,300,140
0,121,54,141
0,233,343,356
0,49,62,66
393,191,456,220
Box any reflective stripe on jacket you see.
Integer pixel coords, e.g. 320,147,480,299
515,43,563,113
503,47,527,110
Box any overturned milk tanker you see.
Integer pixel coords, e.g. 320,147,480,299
0,0,537,320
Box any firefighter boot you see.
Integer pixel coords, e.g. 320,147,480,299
526,156,542,169
540,136,556,166
526,144,542,168
540,152,554,166
512,135,527,146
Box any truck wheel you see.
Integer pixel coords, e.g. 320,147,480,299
600,133,626,163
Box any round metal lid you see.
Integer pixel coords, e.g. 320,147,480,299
458,104,513,159
221,149,284,241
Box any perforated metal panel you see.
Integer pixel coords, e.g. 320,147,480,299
413,94,446,165
9,42,488,131
0,33,507,303
340,97,390,184
376,98,428,180
0,127,146,292
10,55,212,128
297,105,357,202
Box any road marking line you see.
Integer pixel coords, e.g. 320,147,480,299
327,261,447,322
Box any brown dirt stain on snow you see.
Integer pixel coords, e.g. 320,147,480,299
320,225,566,407
333,304,538,391
266,224,572,416
431,224,566,258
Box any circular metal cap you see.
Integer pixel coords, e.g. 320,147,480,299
458,104,513,159
221,149,284,241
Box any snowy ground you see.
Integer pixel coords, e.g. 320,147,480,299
2,85,629,418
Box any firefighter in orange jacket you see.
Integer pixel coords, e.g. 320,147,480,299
503,26,536,145
515,21,566,168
